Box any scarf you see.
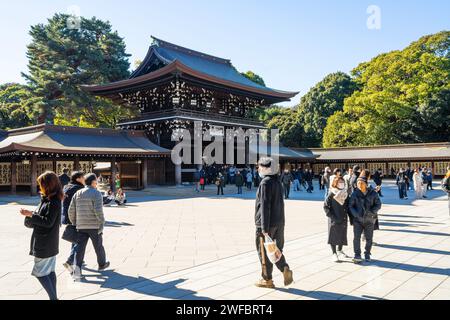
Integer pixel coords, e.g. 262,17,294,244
330,186,348,206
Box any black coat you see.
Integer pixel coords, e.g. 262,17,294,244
373,171,383,186
59,174,70,187
25,196,61,259
349,187,382,224
62,182,84,225
255,175,285,232
324,193,349,246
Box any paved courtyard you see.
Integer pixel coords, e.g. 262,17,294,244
0,181,449,300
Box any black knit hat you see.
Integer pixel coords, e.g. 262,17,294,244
84,173,97,186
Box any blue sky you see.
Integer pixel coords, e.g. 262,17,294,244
0,0,449,106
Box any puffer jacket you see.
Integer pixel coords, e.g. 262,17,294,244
349,186,382,223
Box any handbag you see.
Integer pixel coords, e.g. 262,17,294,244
62,224,79,243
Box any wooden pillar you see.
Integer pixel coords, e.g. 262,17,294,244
11,161,17,195
142,159,148,188
111,157,117,192
175,164,182,186
137,162,142,189
74,156,80,171
31,154,38,196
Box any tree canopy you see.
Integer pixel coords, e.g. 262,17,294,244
241,71,266,86
323,31,450,147
22,13,137,127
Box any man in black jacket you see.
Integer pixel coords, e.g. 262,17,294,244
61,171,85,274
254,157,293,288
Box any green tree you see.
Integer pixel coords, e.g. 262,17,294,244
297,72,358,147
23,13,137,127
241,71,266,86
323,31,450,147
0,83,42,129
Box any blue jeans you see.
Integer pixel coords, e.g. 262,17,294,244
398,183,407,199
237,186,242,194
66,243,77,264
74,229,106,269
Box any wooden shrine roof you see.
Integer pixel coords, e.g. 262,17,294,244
0,124,170,157
83,37,298,103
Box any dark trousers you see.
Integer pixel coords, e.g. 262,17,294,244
427,181,433,190
353,219,375,256
247,182,252,190
37,272,57,300
306,181,313,193
237,186,242,194
283,184,291,199
255,226,289,281
398,182,407,198
74,229,106,269
217,186,224,195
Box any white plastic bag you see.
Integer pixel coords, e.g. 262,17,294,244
264,235,283,264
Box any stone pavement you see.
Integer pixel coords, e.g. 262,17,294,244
0,181,449,300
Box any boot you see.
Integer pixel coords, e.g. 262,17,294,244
283,266,294,286
255,279,275,289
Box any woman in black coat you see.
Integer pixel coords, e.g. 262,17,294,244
21,171,63,300
324,175,350,262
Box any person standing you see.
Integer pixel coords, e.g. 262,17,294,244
193,169,201,193
412,168,425,199
319,170,325,190
21,171,63,300
61,171,85,274
349,176,382,263
306,169,314,193
254,157,293,288
322,167,332,198
280,169,293,199
349,165,361,194
59,168,71,188
235,171,244,194
324,175,350,262
215,172,225,195
69,174,109,280
426,170,433,190
441,168,450,216
246,170,253,190
372,168,384,197
396,169,408,200
293,169,300,191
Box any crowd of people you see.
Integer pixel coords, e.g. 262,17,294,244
19,162,450,298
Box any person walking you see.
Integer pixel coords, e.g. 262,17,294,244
349,176,382,263
254,157,293,288
235,171,244,194
396,169,408,200
349,165,361,194
193,169,201,193
68,174,109,280
442,168,450,216
293,169,301,191
61,171,85,274
412,168,425,199
280,169,293,199
21,171,63,300
319,170,325,190
305,169,314,193
324,175,350,263
215,172,225,195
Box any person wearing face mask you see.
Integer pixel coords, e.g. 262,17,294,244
324,175,351,262
349,174,382,263
254,157,293,289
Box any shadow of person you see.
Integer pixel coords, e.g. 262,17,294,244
104,221,134,228
79,268,211,300
275,287,375,300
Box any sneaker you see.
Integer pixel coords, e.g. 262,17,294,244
353,255,363,264
98,261,110,271
63,262,74,274
282,267,294,286
337,250,350,260
331,253,340,263
255,279,275,289
365,254,371,262
405,197,408,200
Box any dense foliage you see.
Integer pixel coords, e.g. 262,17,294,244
323,31,450,147
21,13,137,127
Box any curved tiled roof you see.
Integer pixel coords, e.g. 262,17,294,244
0,124,170,156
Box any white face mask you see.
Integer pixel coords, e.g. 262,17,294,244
259,172,265,179
338,183,345,189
